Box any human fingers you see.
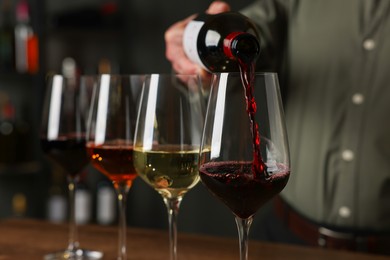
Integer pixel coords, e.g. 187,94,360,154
206,1,231,14
165,14,199,74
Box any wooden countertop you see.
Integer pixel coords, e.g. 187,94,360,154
0,218,387,259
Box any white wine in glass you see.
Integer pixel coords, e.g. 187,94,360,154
133,74,205,260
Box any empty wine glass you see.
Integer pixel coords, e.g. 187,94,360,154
133,74,205,260
86,74,144,260
198,72,290,260
40,74,103,259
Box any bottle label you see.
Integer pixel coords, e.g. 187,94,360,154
183,20,207,70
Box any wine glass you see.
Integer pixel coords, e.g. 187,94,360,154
86,74,144,260
198,72,290,260
133,73,205,260
40,74,103,259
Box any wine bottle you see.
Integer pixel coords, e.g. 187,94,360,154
14,0,39,74
183,12,260,72
75,183,92,225
96,181,116,225
46,168,67,223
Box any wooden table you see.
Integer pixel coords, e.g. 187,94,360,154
0,218,387,259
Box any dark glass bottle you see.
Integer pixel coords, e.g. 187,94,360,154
183,12,260,72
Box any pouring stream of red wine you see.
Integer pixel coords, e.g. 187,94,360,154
236,43,268,179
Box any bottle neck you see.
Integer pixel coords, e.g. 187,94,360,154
16,0,30,24
223,32,260,63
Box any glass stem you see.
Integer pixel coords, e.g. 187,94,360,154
115,183,130,260
67,176,79,252
235,216,253,260
163,197,182,260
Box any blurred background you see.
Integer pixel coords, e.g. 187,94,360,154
0,0,255,239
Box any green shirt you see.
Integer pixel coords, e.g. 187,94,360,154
242,0,390,232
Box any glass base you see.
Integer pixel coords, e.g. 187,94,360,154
44,248,103,260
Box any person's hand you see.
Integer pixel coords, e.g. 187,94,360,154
164,1,231,81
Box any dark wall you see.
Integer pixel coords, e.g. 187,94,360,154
43,0,249,74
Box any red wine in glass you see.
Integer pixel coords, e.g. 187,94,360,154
199,55,290,260
199,161,289,219
41,135,88,178
40,74,102,259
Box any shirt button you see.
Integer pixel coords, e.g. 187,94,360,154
352,93,364,105
339,206,351,218
363,39,376,50
342,150,354,162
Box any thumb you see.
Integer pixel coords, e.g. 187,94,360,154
206,1,231,14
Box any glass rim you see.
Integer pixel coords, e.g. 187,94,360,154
211,71,278,77
90,73,201,79
93,73,199,76
144,73,200,77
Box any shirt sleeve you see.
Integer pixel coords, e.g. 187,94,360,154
240,0,291,73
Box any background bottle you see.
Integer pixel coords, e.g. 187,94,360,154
14,0,39,74
46,167,67,223
183,11,260,72
75,170,92,225
96,180,116,225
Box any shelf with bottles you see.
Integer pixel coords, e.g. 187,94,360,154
0,0,45,172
